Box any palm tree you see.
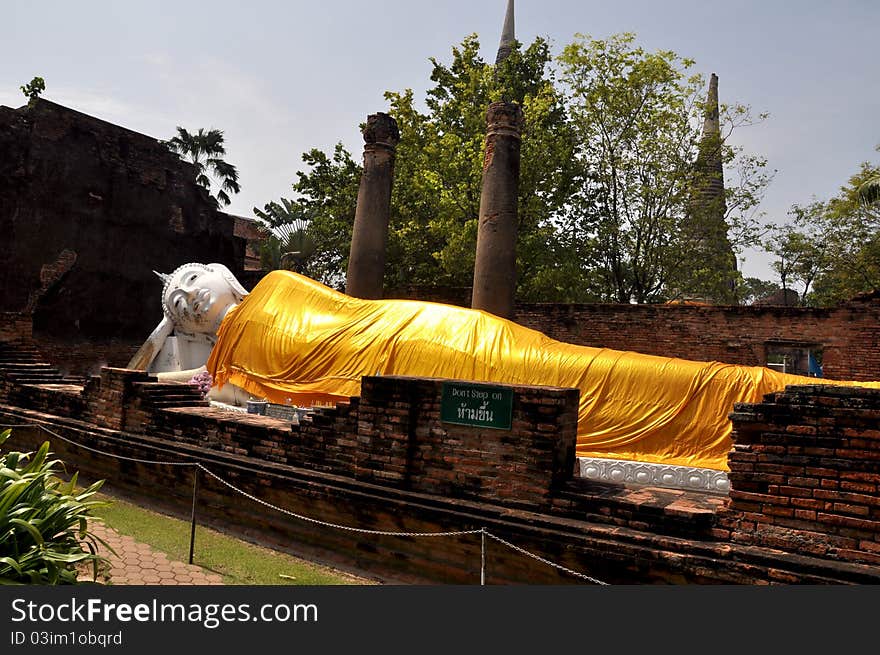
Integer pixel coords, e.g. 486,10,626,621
165,127,240,207
858,145,880,206
253,198,316,273
859,176,880,205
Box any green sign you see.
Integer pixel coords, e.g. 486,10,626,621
440,382,513,430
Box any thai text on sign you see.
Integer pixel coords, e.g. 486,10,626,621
440,382,513,430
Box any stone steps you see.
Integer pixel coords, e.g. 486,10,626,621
0,362,56,370
133,381,209,409
0,355,45,364
8,375,68,384
137,385,198,393
151,400,211,408
0,344,42,359
0,341,83,386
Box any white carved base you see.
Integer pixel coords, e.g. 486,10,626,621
577,457,730,494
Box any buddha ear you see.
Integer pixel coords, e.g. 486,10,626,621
214,264,249,301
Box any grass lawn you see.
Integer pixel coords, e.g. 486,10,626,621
92,491,377,586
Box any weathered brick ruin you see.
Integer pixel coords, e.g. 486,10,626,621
3,98,876,382
0,99,247,375
516,292,880,381
723,385,880,566
3,99,880,584
2,340,879,584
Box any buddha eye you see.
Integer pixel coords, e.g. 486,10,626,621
188,274,198,283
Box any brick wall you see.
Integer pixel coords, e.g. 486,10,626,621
724,384,880,566
354,376,578,508
5,364,880,583
386,285,472,307
144,374,576,508
3,383,86,418
33,335,143,377
0,314,143,377
146,401,360,477
2,368,578,509
0,99,246,341
515,291,880,381
231,215,266,272
0,312,32,342
82,368,157,430
0,412,608,584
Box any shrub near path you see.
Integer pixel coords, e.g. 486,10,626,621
0,429,111,584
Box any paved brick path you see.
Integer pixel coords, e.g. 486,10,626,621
81,522,224,585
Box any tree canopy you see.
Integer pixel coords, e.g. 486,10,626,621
764,157,880,306
257,33,770,303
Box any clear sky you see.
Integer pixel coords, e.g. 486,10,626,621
3,1,878,282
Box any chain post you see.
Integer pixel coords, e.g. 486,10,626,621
188,465,200,564
481,527,486,586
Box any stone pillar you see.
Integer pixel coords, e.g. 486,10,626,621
345,112,400,299
471,101,523,319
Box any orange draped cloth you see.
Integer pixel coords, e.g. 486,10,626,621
208,271,880,471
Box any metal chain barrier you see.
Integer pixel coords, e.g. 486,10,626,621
1,421,608,584
485,531,609,585
0,423,196,467
196,464,482,539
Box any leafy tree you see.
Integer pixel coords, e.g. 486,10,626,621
253,196,302,227
764,161,880,306
283,145,362,288
860,177,880,205
809,163,880,304
384,35,581,297
763,202,831,304
262,33,769,303
260,35,579,296
20,76,45,103
164,127,240,207
558,33,770,303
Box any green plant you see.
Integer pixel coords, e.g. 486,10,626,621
859,176,880,206
164,126,240,207
0,429,112,584
19,76,45,103
253,198,317,273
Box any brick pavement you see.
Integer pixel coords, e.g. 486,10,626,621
79,522,224,585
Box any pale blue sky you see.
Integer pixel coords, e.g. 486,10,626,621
3,1,878,282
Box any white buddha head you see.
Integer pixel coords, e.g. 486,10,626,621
157,262,248,335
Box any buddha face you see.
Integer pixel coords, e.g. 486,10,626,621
160,263,247,335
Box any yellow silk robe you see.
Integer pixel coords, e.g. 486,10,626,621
207,271,880,471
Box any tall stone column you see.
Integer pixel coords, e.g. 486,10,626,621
471,101,523,319
345,112,400,299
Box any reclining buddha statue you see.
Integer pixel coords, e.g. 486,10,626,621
127,262,252,406
130,263,880,471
